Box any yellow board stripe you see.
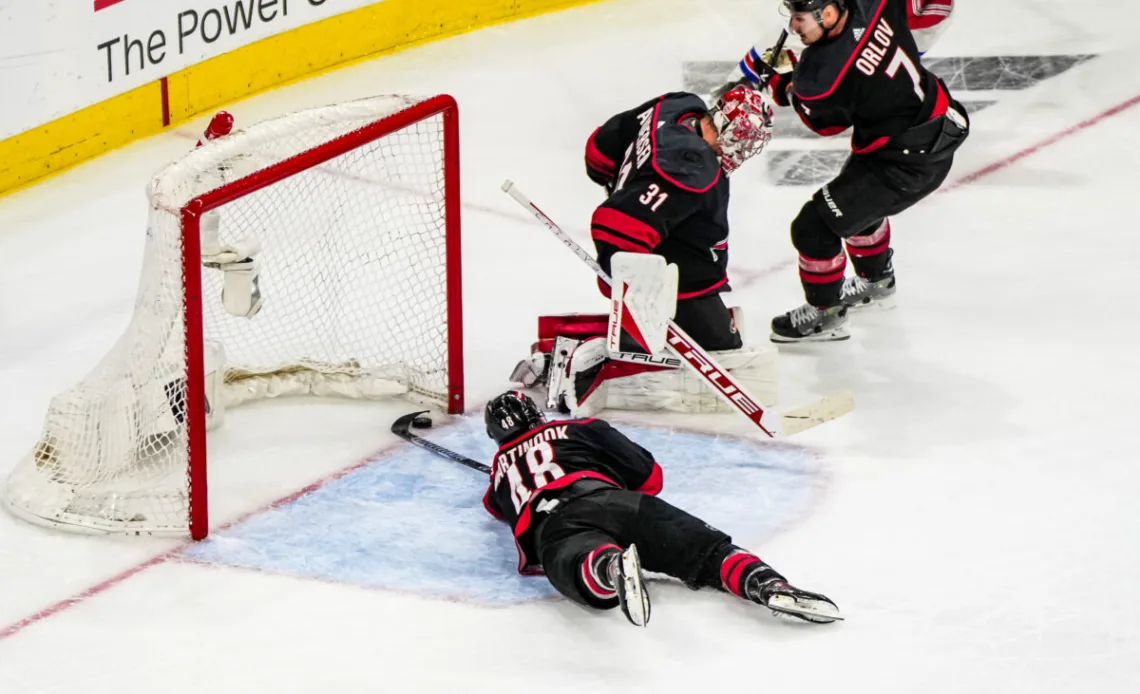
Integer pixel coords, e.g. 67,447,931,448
0,0,603,199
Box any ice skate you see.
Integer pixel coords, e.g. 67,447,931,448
841,274,896,310
770,303,849,343
749,576,842,624
597,544,651,627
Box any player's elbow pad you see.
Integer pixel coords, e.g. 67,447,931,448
636,462,664,496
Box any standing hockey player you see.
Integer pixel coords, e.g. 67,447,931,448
482,390,841,627
721,0,965,342
513,88,782,415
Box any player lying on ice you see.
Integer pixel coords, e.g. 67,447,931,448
481,390,841,627
510,87,782,417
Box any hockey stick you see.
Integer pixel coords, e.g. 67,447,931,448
709,29,789,103
502,180,786,436
392,411,490,473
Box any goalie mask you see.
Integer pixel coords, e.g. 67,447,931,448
484,391,546,444
711,86,774,175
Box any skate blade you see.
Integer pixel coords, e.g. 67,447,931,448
767,594,843,624
769,326,851,344
617,545,651,627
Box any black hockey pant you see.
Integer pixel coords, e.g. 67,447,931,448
533,486,734,610
674,292,743,352
792,152,955,306
792,109,969,307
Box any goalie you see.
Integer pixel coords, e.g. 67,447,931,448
512,88,780,416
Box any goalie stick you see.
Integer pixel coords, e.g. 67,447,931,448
391,411,490,473
501,180,853,437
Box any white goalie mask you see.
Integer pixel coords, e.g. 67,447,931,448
711,86,775,175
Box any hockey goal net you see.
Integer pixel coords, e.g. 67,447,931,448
3,95,463,539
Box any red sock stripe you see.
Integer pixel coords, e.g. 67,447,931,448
720,552,761,597
799,252,846,284
581,545,621,600
800,268,846,284
846,220,891,257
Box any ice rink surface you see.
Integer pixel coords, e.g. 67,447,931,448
1,1,1138,691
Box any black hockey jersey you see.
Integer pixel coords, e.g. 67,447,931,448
483,418,664,575
584,93,732,299
772,0,966,154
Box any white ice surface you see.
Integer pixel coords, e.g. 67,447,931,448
2,0,1139,691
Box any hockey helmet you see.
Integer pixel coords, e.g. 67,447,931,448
781,0,847,14
484,391,546,444
711,86,774,175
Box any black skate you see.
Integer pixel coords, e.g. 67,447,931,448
750,576,842,624
770,304,849,343
841,275,897,310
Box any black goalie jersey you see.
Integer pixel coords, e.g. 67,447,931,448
482,418,664,575
770,0,965,154
584,92,732,299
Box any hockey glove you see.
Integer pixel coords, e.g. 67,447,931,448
760,47,797,107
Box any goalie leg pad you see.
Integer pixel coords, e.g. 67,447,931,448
606,344,779,413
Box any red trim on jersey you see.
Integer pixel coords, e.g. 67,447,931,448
635,462,664,496
930,79,951,119
852,136,891,154
650,102,722,193
796,0,890,103
482,487,505,520
794,104,848,137
677,275,729,299
593,207,663,248
585,127,616,172
592,229,652,254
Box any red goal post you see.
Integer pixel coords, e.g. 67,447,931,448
4,95,464,540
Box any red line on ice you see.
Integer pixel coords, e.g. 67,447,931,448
0,439,406,643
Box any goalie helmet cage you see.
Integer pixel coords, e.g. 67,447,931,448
3,94,464,540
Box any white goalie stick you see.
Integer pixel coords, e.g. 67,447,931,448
501,180,853,437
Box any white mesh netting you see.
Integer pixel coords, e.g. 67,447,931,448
4,95,459,535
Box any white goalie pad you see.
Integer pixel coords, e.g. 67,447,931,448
605,345,780,413
608,253,677,355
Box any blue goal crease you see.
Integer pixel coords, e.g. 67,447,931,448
183,415,825,604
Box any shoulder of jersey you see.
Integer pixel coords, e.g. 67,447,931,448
652,128,721,193
794,2,879,99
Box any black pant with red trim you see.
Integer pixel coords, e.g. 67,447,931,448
792,147,958,307
675,292,743,351
533,484,736,609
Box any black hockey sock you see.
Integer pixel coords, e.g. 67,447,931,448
720,550,783,601
580,544,622,600
802,278,844,308
849,247,894,281
846,220,894,280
